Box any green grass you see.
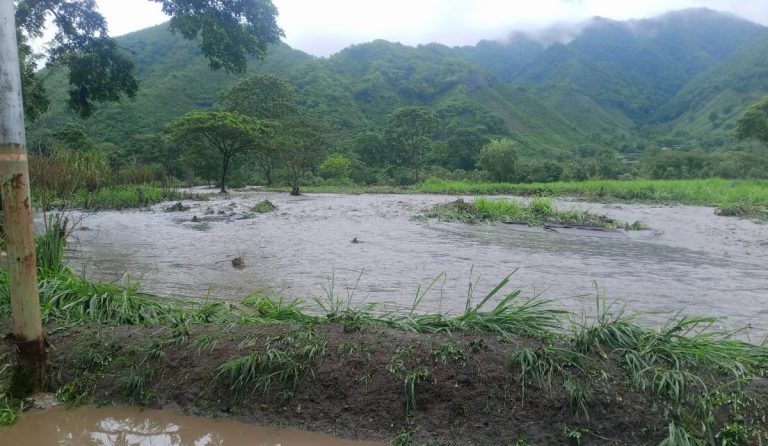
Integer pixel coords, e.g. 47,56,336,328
41,185,184,210
2,221,768,440
422,197,638,229
216,327,327,403
270,178,768,217
417,178,768,211
251,199,277,213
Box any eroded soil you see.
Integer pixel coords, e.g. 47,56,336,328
12,322,763,445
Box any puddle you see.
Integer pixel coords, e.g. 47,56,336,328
0,405,386,446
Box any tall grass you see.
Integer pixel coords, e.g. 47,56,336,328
27,148,181,210
45,185,184,210
417,178,768,209
29,149,111,196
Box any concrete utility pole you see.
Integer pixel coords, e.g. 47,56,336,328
0,0,46,393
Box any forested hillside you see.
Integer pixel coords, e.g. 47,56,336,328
28,7,768,185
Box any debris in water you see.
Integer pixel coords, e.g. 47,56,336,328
351,237,361,244
231,257,245,269
191,215,199,222
165,202,190,212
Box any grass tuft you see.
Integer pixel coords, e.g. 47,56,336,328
423,197,636,229
251,199,277,213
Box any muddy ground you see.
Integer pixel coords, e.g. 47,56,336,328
4,321,765,445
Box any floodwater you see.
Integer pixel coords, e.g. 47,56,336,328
0,405,385,445
66,191,768,338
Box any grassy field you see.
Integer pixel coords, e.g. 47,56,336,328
296,178,768,218
417,178,768,208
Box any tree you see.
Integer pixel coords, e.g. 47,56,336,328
736,97,768,147
318,154,352,180
220,74,298,185
169,111,266,193
278,117,327,195
221,74,298,120
385,106,438,182
15,0,283,118
52,122,92,152
2,0,283,394
478,138,518,182
436,126,489,171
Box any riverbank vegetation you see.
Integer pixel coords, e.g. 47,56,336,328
417,178,768,206
421,197,645,229
1,223,767,444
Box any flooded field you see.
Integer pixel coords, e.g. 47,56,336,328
0,405,385,445
66,191,768,338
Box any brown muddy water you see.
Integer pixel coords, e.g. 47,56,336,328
64,191,768,338
0,405,385,445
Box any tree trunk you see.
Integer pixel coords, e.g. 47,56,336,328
0,0,47,395
265,163,273,186
219,154,230,193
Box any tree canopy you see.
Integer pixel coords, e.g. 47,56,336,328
385,106,439,182
220,73,298,119
736,97,768,146
169,111,266,192
15,0,283,118
478,138,518,182
277,116,328,195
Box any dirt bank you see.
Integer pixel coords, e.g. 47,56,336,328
6,321,764,445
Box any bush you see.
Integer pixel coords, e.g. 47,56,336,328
318,155,352,180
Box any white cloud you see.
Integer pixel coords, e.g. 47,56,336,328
93,0,768,56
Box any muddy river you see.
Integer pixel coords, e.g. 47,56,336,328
65,191,768,339
0,405,385,445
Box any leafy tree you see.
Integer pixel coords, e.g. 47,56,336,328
52,122,92,152
15,0,283,118
1,0,283,395
384,106,438,182
478,138,518,182
595,149,625,179
221,74,298,119
221,74,298,184
354,131,387,167
736,97,768,147
319,155,351,180
514,159,564,183
169,111,267,192
436,126,490,171
277,116,328,195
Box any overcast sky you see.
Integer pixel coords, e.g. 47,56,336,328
95,0,768,56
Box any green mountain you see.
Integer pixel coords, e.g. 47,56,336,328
31,24,600,157
498,9,766,141
658,33,768,147
29,7,768,161
30,25,314,144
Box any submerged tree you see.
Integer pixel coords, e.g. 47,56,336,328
169,111,267,193
736,97,768,147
